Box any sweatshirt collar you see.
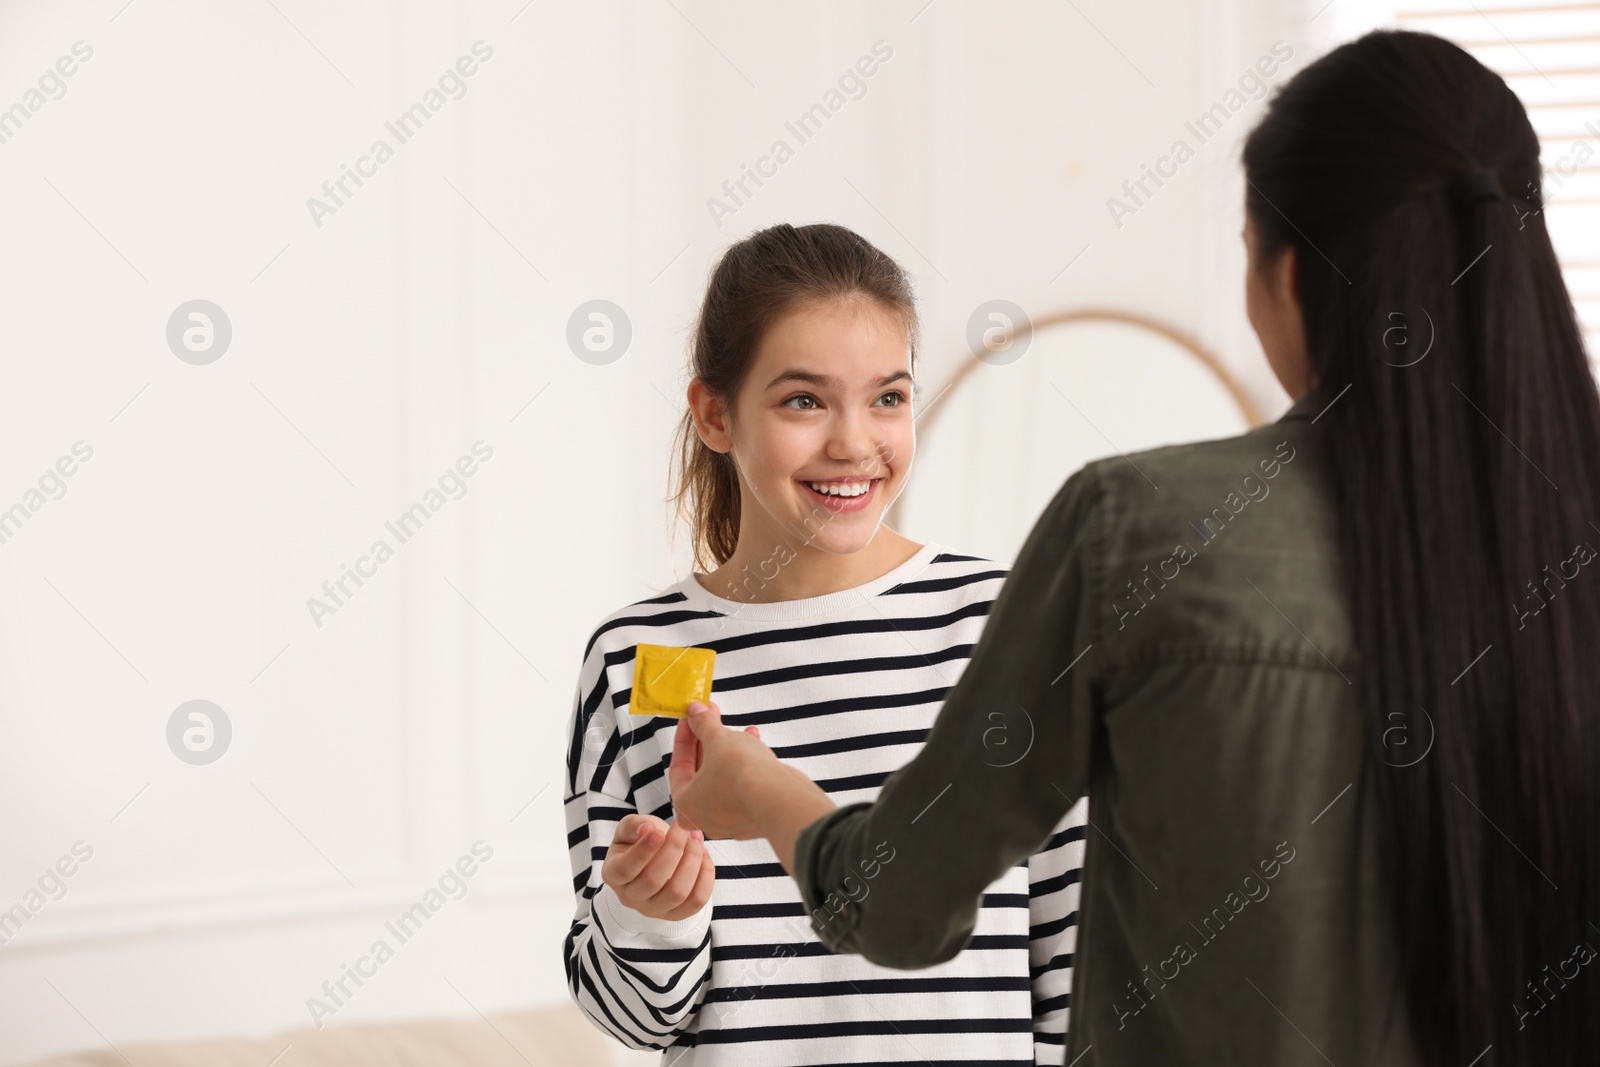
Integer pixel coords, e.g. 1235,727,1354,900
678,540,944,623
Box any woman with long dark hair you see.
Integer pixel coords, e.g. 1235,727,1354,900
665,29,1600,1066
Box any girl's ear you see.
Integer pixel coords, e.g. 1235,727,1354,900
687,378,734,454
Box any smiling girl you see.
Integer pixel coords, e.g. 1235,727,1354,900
561,222,1090,1065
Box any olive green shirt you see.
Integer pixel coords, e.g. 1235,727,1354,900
794,395,1420,1065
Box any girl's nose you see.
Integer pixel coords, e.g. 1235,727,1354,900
827,411,882,467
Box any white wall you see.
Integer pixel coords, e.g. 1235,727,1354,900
0,0,1324,1062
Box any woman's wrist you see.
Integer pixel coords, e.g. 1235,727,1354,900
757,763,837,875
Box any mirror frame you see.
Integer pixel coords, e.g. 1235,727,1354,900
890,307,1266,530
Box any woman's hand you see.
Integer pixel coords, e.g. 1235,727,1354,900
671,700,839,874
668,700,775,840
600,812,714,922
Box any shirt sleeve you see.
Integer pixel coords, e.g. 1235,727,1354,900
561,652,715,1050
1027,797,1088,1065
793,462,1104,970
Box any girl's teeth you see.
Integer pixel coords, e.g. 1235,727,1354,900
808,481,871,497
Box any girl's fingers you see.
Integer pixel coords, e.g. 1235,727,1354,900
662,834,717,920
634,821,692,895
650,830,707,910
686,838,716,910
615,813,667,847
605,815,668,884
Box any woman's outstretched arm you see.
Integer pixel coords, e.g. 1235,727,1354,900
673,463,1106,970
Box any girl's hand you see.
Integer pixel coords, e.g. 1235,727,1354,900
600,812,714,922
669,700,784,840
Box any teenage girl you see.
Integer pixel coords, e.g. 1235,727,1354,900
562,222,1090,1065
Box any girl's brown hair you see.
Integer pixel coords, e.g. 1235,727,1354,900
669,222,920,574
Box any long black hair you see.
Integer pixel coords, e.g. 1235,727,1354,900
1242,29,1600,1064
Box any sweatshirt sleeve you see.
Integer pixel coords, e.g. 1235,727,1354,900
561,641,715,1050
1027,797,1088,1065
792,461,1104,970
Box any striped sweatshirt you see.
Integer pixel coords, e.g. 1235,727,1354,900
561,540,1090,1066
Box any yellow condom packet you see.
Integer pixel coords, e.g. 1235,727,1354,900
628,643,716,718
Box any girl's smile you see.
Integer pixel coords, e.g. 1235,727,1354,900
798,476,883,513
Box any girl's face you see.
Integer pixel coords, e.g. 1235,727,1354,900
697,295,916,557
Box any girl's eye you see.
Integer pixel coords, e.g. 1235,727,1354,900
783,391,908,410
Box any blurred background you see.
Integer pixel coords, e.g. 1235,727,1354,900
0,0,1594,1063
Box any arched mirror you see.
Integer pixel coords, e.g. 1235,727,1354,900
890,309,1264,563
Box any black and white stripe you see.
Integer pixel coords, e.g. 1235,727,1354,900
562,542,1088,1066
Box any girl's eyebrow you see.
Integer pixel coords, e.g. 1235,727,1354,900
765,369,912,389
